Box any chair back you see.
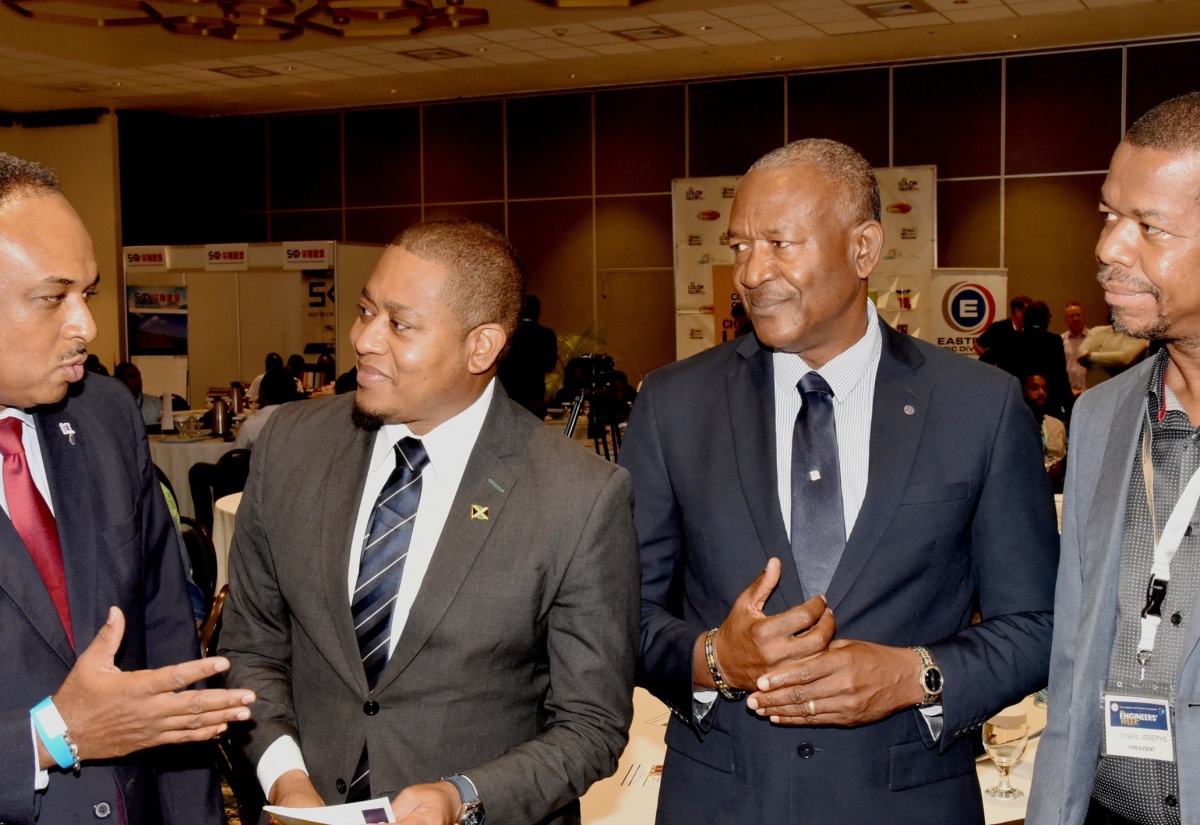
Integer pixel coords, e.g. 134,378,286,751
200,584,229,659
214,449,252,499
179,516,217,613
187,462,217,534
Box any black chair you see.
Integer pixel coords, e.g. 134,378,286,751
187,462,218,535
179,517,216,613
214,449,252,499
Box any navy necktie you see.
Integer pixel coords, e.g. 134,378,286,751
353,436,428,688
790,372,846,600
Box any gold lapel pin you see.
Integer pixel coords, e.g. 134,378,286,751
471,505,489,521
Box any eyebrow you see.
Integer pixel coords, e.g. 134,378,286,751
40,272,100,289
1099,198,1178,230
361,287,420,318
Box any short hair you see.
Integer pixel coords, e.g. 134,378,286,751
113,361,138,381
0,152,60,207
1010,295,1033,314
748,138,881,225
392,220,524,340
260,369,301,407
1065,301,1083,311
1024,301,1051,330
1125,92,1200,153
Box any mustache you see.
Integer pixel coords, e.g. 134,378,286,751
58,344,87,363
1096,264,1161,299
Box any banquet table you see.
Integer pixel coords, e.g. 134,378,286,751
148,434,233,520
579,689,1046,825
211,492,242,592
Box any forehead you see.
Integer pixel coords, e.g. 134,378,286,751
731,164,843,227
366,246,450,305
1104,143,1200,219
0,191,94,287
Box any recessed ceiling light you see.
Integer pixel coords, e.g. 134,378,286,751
570,73,579,78
475,46,488,52
111,81,123,87
616,25,682,41
1010,33,1020,38
551,26,569,35
402,47,468,60
212,65,279,79
283,65,300,72
771,56,783,61
697,24,711,30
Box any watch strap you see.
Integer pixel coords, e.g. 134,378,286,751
705,628,747,701
441,774,483,825
31,697,80,772
911,646,943,705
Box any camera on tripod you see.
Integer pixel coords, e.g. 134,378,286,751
563,353,622,459
572,353,615,392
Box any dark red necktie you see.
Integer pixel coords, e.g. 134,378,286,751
0,417,73,648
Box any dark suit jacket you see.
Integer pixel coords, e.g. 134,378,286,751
220,387,639,825
619,320,1060,825
0,376,222,825
989,329,1073,420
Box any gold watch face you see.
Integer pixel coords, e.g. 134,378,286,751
922,665,943,695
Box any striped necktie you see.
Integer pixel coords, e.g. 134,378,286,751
352,436,428,687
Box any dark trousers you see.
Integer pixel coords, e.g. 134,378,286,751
1085,797,1147,825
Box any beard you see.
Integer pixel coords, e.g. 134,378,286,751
351,400,386,431
1097,264,1168,341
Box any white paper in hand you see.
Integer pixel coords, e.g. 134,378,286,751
264,798,395,825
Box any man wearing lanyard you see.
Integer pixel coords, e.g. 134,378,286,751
1029,92,1200,825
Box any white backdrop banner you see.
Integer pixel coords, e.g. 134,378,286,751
928,268,1008,357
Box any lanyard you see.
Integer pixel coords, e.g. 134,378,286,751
1136,404,1200,680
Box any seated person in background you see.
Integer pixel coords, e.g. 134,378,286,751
1076,320,1149,388
247,352,284,406
83,353,108,376
334,367,358,395
610,370,638,423
234,370,303,449
285,353,308,392
1022,373,1067,492
114,360,163,430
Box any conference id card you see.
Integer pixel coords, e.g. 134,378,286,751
1101,692,1175,762
264,798,394,824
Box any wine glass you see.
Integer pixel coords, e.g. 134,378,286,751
982,709,1029,799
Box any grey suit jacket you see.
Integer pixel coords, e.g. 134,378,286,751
221,387,639,825
0,376,222,825
1027,359,1200,824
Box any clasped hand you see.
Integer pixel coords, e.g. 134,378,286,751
709,558,925,726
47,606,255,767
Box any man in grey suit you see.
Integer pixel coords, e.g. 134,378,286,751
0,152,255,825
221,220,639,825
1028,93,1200,825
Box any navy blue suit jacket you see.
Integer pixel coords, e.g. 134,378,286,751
0,376,222,825
620,319,1059,825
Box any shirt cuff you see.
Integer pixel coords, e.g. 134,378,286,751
257,735,309,799
918,704,944,741
31,718,48,791
692,689,719,725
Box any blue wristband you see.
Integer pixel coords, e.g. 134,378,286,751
30,697,78,771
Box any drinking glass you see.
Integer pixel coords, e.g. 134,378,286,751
982,710,1029,799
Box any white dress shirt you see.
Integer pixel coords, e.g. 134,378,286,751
1,407,57,793
256,380,496,797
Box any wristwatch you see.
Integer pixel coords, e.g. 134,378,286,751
442,774,485,825
911,646,944,706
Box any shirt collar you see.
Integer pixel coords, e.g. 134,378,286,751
773,301,882,405
370,378,495,488
0,407,37,427
1147,346,1173,420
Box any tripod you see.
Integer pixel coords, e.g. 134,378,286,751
564,385,623,461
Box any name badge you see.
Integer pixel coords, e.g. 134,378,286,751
1102,693,1175,762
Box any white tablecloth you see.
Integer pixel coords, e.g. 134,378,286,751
211,492,242,593
149,435,232,520
580,689,1046,825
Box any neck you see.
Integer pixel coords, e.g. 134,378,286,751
1164,342,1200,425
796,302,870,370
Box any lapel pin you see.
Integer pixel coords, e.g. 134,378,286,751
903,405,915,416
487,479,505,493
471,505,489,521
59,422,76,445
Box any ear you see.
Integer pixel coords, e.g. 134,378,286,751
853,220,885,282
466,324,508,375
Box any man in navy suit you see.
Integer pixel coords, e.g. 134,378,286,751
620,139,1060,824
0,153,255,825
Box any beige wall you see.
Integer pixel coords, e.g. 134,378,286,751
0,115,122,372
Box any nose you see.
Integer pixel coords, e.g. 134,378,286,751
65,295,97,344
1097,217,1138,270
737,242,776,290
352,313,386,356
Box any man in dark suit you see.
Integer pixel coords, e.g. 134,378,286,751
0,153,256,825
620,139,1060,824
221,220,638,825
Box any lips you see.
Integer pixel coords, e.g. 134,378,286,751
355,361,391,386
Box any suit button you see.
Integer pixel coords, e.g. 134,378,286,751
1171,612,1183,625
336,778,347,794
797,743,814,759
93,802,112,819
1165,795,1178,807
363,700,380,716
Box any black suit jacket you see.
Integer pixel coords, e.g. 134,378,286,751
0,376,222,825
620,320,1059,825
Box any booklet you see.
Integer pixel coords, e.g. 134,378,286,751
264,798,395,825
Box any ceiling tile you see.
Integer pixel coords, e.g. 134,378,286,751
436,56,493,68
710,3,781,16
1081,0,1156,7
419,33,493,46
289,71,350,81
503,38,566,52
795,5,868,21
471,43,517,54
773,0,851,10
695,29,765,43
168,81,220,92
585,41,652,54
480,51,548,63
941,5,1015,19
341,65,400,76
533,46,595,58
739,12,806,26
559,32,626,45
391,61,450,73
588,16,658,31
812,17,885,30
877,11,952,25
304,57,370,70
257,74,312,85
759,22,825,36
642,35,708,48
180,59,244,70
529,22,602,36
324,45,393,57
646,10,722,23
474,28,541,41
1010,0,1084,14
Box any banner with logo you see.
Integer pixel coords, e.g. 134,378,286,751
671,176,740,358
127,286,188,356
870,167,937,340
929,268,1008,357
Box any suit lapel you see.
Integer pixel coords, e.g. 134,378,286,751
825,322,930,613
727,334,805,609
319,421,376,695
375,392,518,690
